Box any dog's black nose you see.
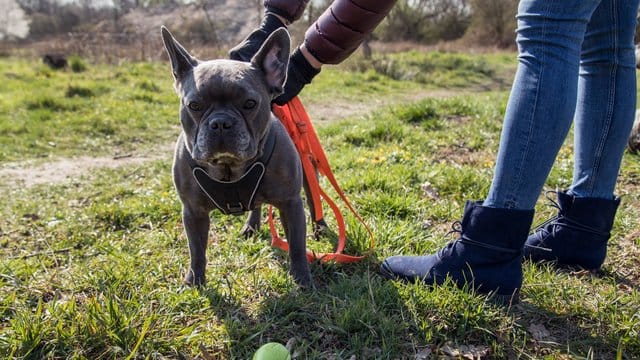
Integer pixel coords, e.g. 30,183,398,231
209,117,233,131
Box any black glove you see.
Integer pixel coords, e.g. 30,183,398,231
229,12,286,62
273,47,321,105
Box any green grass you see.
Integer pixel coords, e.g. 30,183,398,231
343,51,516,89
0,51,514,164
0,60,178,163
1,53,640,359
302,51,516,106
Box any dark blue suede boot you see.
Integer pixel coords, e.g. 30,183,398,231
380,201,534,304
523,191,620,270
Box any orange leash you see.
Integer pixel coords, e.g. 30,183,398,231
271,97,375,263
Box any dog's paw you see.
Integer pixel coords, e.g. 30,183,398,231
184,271,206,287
299,279,315,290
312,218,330,240
291,268,314,290
242,210,262,239
241,224,259,239
295,276,314,290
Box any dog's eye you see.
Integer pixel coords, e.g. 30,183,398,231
187,101,203,112
243,99,257,110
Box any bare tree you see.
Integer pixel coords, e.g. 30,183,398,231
193,0,224,43
466,0,518,47
130,0,179,8
0,0,31,40
379,0,471,43
112,0,135,27
254,0,263,22
15,0,51,13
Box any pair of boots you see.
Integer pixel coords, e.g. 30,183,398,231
380,191,620,304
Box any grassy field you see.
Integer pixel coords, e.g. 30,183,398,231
1,51,639,359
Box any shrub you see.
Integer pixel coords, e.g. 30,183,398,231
69,56,87,73
65,86,94,98
376,0,471,44
464,0,518,48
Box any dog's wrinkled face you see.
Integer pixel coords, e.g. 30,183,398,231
161,27,289,166
183,63,264,164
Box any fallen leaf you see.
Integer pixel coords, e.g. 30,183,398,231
441,343,490,359
528,323,551,341
617,283,632,292
199,343,213,360
569,269,592,277
421,181,440,199
415,347,432,359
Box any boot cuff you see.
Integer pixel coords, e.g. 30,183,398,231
558,191,620,231
461,201,534,250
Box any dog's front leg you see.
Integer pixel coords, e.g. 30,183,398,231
182,205,210,286
278,197,313,288
241,208,262,238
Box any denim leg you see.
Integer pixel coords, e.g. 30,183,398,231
484,0,602,210
570,0,639,199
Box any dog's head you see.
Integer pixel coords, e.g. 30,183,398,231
161,26,289,166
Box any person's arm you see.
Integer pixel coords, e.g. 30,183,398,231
230,0,398,104
303,0,397,65
272,0,397,105
229,0,310,61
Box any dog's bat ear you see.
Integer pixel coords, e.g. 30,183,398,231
251,28,290,95
161,26,198,80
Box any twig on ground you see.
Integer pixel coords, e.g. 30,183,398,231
199,343,214,360
13,247,74,260
113,153,133,160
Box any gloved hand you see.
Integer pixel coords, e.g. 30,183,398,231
273,47,321,105
229,12,286,62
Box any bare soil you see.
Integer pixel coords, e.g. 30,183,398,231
0,151,170,188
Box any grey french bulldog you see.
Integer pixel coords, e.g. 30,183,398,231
160,26,312,288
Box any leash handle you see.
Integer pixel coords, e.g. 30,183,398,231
271,97,375,263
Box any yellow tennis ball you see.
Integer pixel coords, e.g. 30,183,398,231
252,342,291,360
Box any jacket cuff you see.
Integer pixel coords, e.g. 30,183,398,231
264,0,309,23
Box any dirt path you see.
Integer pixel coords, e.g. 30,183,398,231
0,153,169,188
0,90,457,189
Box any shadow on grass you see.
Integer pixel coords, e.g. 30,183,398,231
513,300,628,359
600,268,640,291
188,251,638,359
517,262,640,358
191,217,638,359
195,257,419,358
197,285,258,358
192,247,521,358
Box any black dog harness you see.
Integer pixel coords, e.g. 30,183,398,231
186,129,277,216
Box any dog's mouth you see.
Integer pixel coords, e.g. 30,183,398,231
191,128,258,166
192,149,253,166
208,152,244,164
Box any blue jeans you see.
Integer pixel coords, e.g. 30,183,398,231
484,0,639,210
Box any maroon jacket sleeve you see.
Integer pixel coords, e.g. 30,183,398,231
264,0,310,23
304,0,397,64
